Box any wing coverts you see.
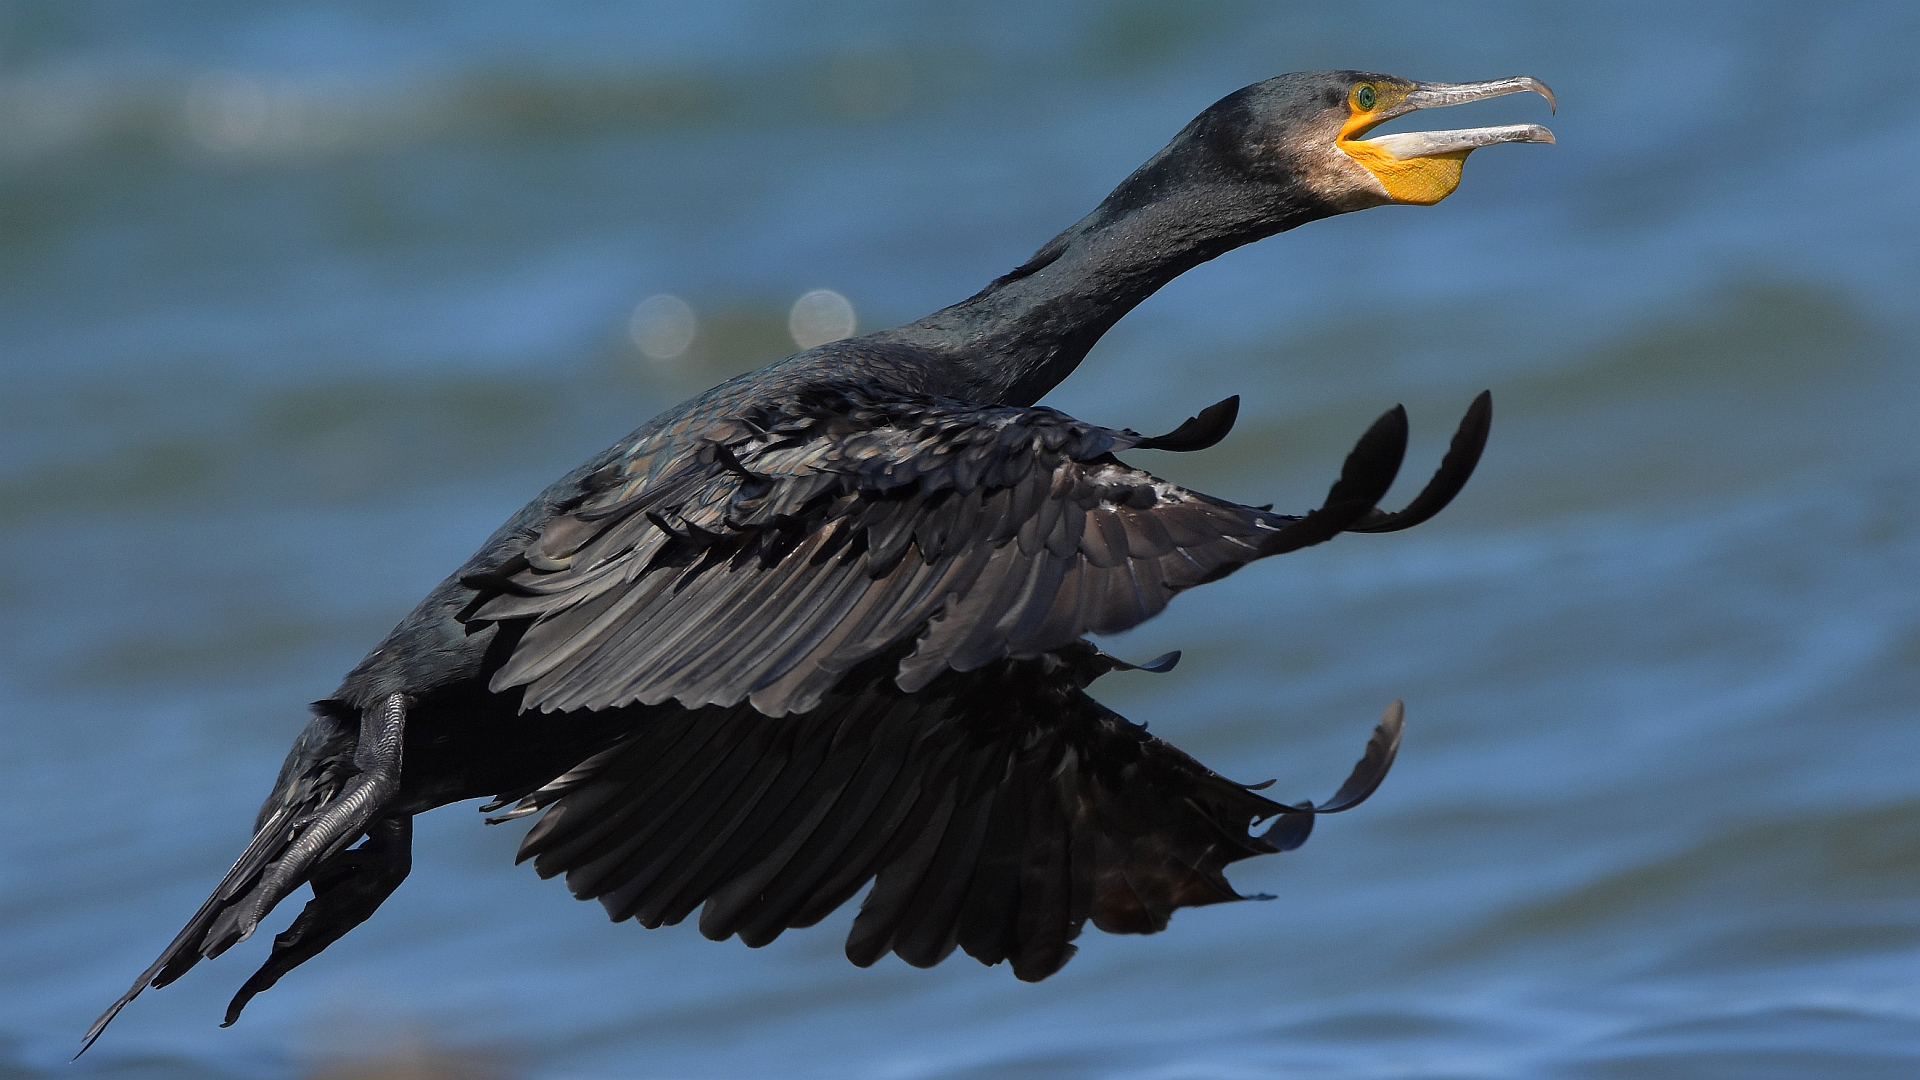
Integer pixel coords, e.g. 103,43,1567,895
472,389,1323,717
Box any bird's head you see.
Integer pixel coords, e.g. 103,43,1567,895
893,70,1556,403
1168,70,1556,214
1144,69,1551,220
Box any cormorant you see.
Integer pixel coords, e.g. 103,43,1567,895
85,70,1553,1048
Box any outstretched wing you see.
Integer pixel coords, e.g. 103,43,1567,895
466,387,1482,717
484,642,1403,981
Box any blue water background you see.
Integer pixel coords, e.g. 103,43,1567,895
3,2,1918,1076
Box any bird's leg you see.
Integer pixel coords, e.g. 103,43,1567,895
222,813,413,1026
203,692,408,956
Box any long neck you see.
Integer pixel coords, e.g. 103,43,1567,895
871,145,1331,405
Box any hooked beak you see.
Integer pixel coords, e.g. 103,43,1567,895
1360,76,1556,159
1338,76,1556,205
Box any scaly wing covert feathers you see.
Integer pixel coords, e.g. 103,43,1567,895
466,388,1489,718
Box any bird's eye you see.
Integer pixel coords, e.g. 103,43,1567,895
1355,85,1377,111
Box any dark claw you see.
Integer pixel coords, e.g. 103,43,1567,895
1347,391,1492,533
223,815,413,1026
1259,403,1409,555
1134,395,1240,452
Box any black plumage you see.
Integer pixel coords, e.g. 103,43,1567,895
86,69,1553,1050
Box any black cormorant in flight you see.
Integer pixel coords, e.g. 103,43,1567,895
86,70,1553,1048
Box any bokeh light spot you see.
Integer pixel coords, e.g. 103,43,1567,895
788,289,856,350
629,294,697,361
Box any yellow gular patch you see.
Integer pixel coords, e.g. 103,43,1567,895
1337,142,1469,205
1336,85,1468,206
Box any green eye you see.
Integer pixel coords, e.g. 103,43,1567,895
1355,85,1377,110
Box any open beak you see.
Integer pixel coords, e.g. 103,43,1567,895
1360,76,1556,158
1339,76,1556,205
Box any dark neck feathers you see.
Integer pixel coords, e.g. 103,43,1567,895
871,101,1334,405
